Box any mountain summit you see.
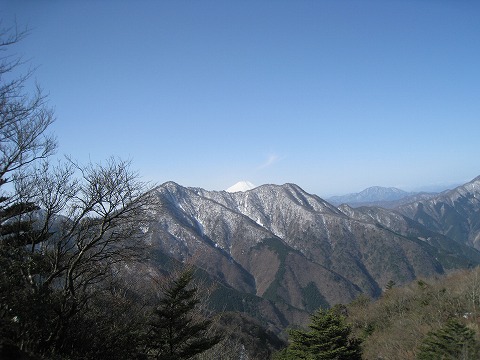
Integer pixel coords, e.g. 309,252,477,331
328,186,410,205
141,179,480,331
226,181,256,193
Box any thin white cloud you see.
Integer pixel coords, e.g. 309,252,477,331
257,153,281,169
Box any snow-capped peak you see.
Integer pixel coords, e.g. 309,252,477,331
226,181,256,193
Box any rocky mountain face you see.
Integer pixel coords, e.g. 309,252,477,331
339,204,480,269
141,178,480,331
396,176,480,249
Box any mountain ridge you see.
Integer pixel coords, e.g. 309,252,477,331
396,175,480,248
140,176,480,331
328,186,438,208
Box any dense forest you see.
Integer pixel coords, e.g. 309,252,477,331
346,268,480,359
2,25,480,360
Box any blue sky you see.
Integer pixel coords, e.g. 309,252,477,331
3,0,480,196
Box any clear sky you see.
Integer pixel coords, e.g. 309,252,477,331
2,0,480,197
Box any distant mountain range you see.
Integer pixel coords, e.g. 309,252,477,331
328,186,438,208
138,176,480,332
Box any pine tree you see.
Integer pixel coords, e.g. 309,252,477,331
275,306,362,360
0,194,46,351
417,319,480,360
145,268,221,360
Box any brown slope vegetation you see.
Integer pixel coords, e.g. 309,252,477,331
347,267,480,359
139,181,479,332
339,204,480,270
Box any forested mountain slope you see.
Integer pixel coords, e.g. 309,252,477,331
141,179,480,329
397,176,480,249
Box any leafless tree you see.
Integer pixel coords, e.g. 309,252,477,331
12,157,156,350
0,24,157,356
0,23,56,195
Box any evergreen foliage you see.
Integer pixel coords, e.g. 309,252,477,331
145,268,221,359
346,268,480,359
416,320,479,360
275,306,362,360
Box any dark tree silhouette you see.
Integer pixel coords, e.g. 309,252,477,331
0,24,155,359
417,319,480,360
275,306,362,360
145,267,221,360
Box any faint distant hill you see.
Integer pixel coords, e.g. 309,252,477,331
328,186,437,208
